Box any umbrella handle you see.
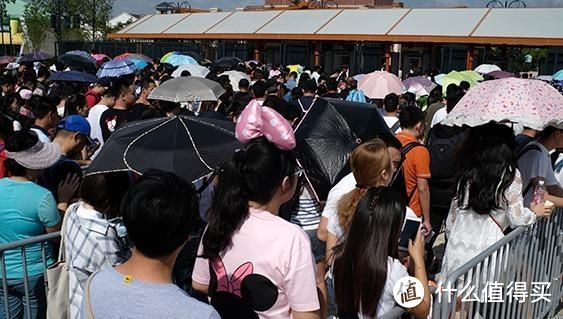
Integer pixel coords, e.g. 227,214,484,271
196,170,216,194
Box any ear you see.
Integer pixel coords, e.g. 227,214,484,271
281,176,292,194
381,169,390,183
73,132,81,142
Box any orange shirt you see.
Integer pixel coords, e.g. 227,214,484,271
396,132,431,217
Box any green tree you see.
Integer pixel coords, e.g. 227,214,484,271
507,47,548,73
22,1,51,52
32,0,113,42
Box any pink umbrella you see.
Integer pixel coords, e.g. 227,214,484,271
92,54,110,66
358,71,404,99
442,78,563,130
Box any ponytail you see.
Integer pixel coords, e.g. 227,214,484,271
201,150,248,260
337,188,364,234
201,137,297,260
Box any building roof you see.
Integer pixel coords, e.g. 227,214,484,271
109,7,563,46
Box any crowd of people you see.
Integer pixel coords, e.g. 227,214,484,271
0,55,562,319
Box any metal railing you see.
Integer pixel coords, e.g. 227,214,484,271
0,232,61,319
433,209,563,319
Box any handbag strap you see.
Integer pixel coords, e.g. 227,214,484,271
84,270,101,319
57,203,74,262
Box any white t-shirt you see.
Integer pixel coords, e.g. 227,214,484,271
323,173,417,239
371,257,409,318
383,116,401,134
87,104,109,159
430,107,447,128
30,127,51,143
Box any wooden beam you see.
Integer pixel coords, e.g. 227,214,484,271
107,32,563,47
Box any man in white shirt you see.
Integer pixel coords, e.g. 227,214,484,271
430,84,465,128
382,93,401,134
87,90,116,158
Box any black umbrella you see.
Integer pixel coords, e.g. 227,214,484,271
48,70,98,83
294,98,390,201
213,57,242,68
86,116,241,182
19,51,53,63
57,54,97,74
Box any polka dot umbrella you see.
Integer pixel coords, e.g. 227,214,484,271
442,78,563,130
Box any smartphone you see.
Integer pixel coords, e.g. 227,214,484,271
399,219,421,251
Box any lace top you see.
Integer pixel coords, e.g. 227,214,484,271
441,169,536,281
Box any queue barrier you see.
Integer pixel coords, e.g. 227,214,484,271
432,208,563,319
0,232,60,319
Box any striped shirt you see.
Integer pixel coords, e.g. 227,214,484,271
64,202,131,319
290,183,322,231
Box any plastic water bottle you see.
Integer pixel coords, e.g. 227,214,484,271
533,180,546,205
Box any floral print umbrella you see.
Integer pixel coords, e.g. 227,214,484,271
442,78,563,130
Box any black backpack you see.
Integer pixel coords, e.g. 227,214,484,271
427,126,468,208
390,141,423,203
517,143,544,197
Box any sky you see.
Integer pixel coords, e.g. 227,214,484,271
111,0,563,16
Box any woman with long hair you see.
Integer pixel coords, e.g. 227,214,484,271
192,101,320,319
441,122,552,279
333,187,430,318
325,139,394,261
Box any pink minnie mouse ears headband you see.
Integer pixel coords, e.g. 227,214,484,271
235,99,296,151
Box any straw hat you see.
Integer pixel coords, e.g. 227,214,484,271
6,140,61,170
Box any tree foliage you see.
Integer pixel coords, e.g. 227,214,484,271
22,1,51,52
29,0,113,41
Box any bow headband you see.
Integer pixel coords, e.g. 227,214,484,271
235,99,296,151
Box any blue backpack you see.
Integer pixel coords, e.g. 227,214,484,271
345,89,367,103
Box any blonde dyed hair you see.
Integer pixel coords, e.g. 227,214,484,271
337,139,391,234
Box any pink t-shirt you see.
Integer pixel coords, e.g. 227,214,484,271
192,208,320,318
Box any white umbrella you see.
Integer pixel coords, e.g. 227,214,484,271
474,64,501,74
148,77,225,103
536,75,553,82
172,64,210,78
219,70,250,86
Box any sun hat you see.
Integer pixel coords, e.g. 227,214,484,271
6,138,61,170
57,115,95,145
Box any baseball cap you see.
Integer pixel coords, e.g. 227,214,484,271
57,115,95,145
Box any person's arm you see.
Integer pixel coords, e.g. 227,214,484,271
325,232,338,266
317,216,328,242
192,281,209,295
57,173,80,212
416,178,431,232
546,184,563,207
406,228,431,319
39,193,62,233
293,310,321,319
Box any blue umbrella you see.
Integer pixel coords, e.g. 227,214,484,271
128,58,149,70
48,70,98,83
163,54,198,67
553,69,563,81
97,59,137,78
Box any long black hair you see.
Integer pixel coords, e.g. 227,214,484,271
455,122,516,214
333,187,406,318
201,136,297,260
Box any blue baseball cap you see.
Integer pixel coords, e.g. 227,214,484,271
57,115,95,145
